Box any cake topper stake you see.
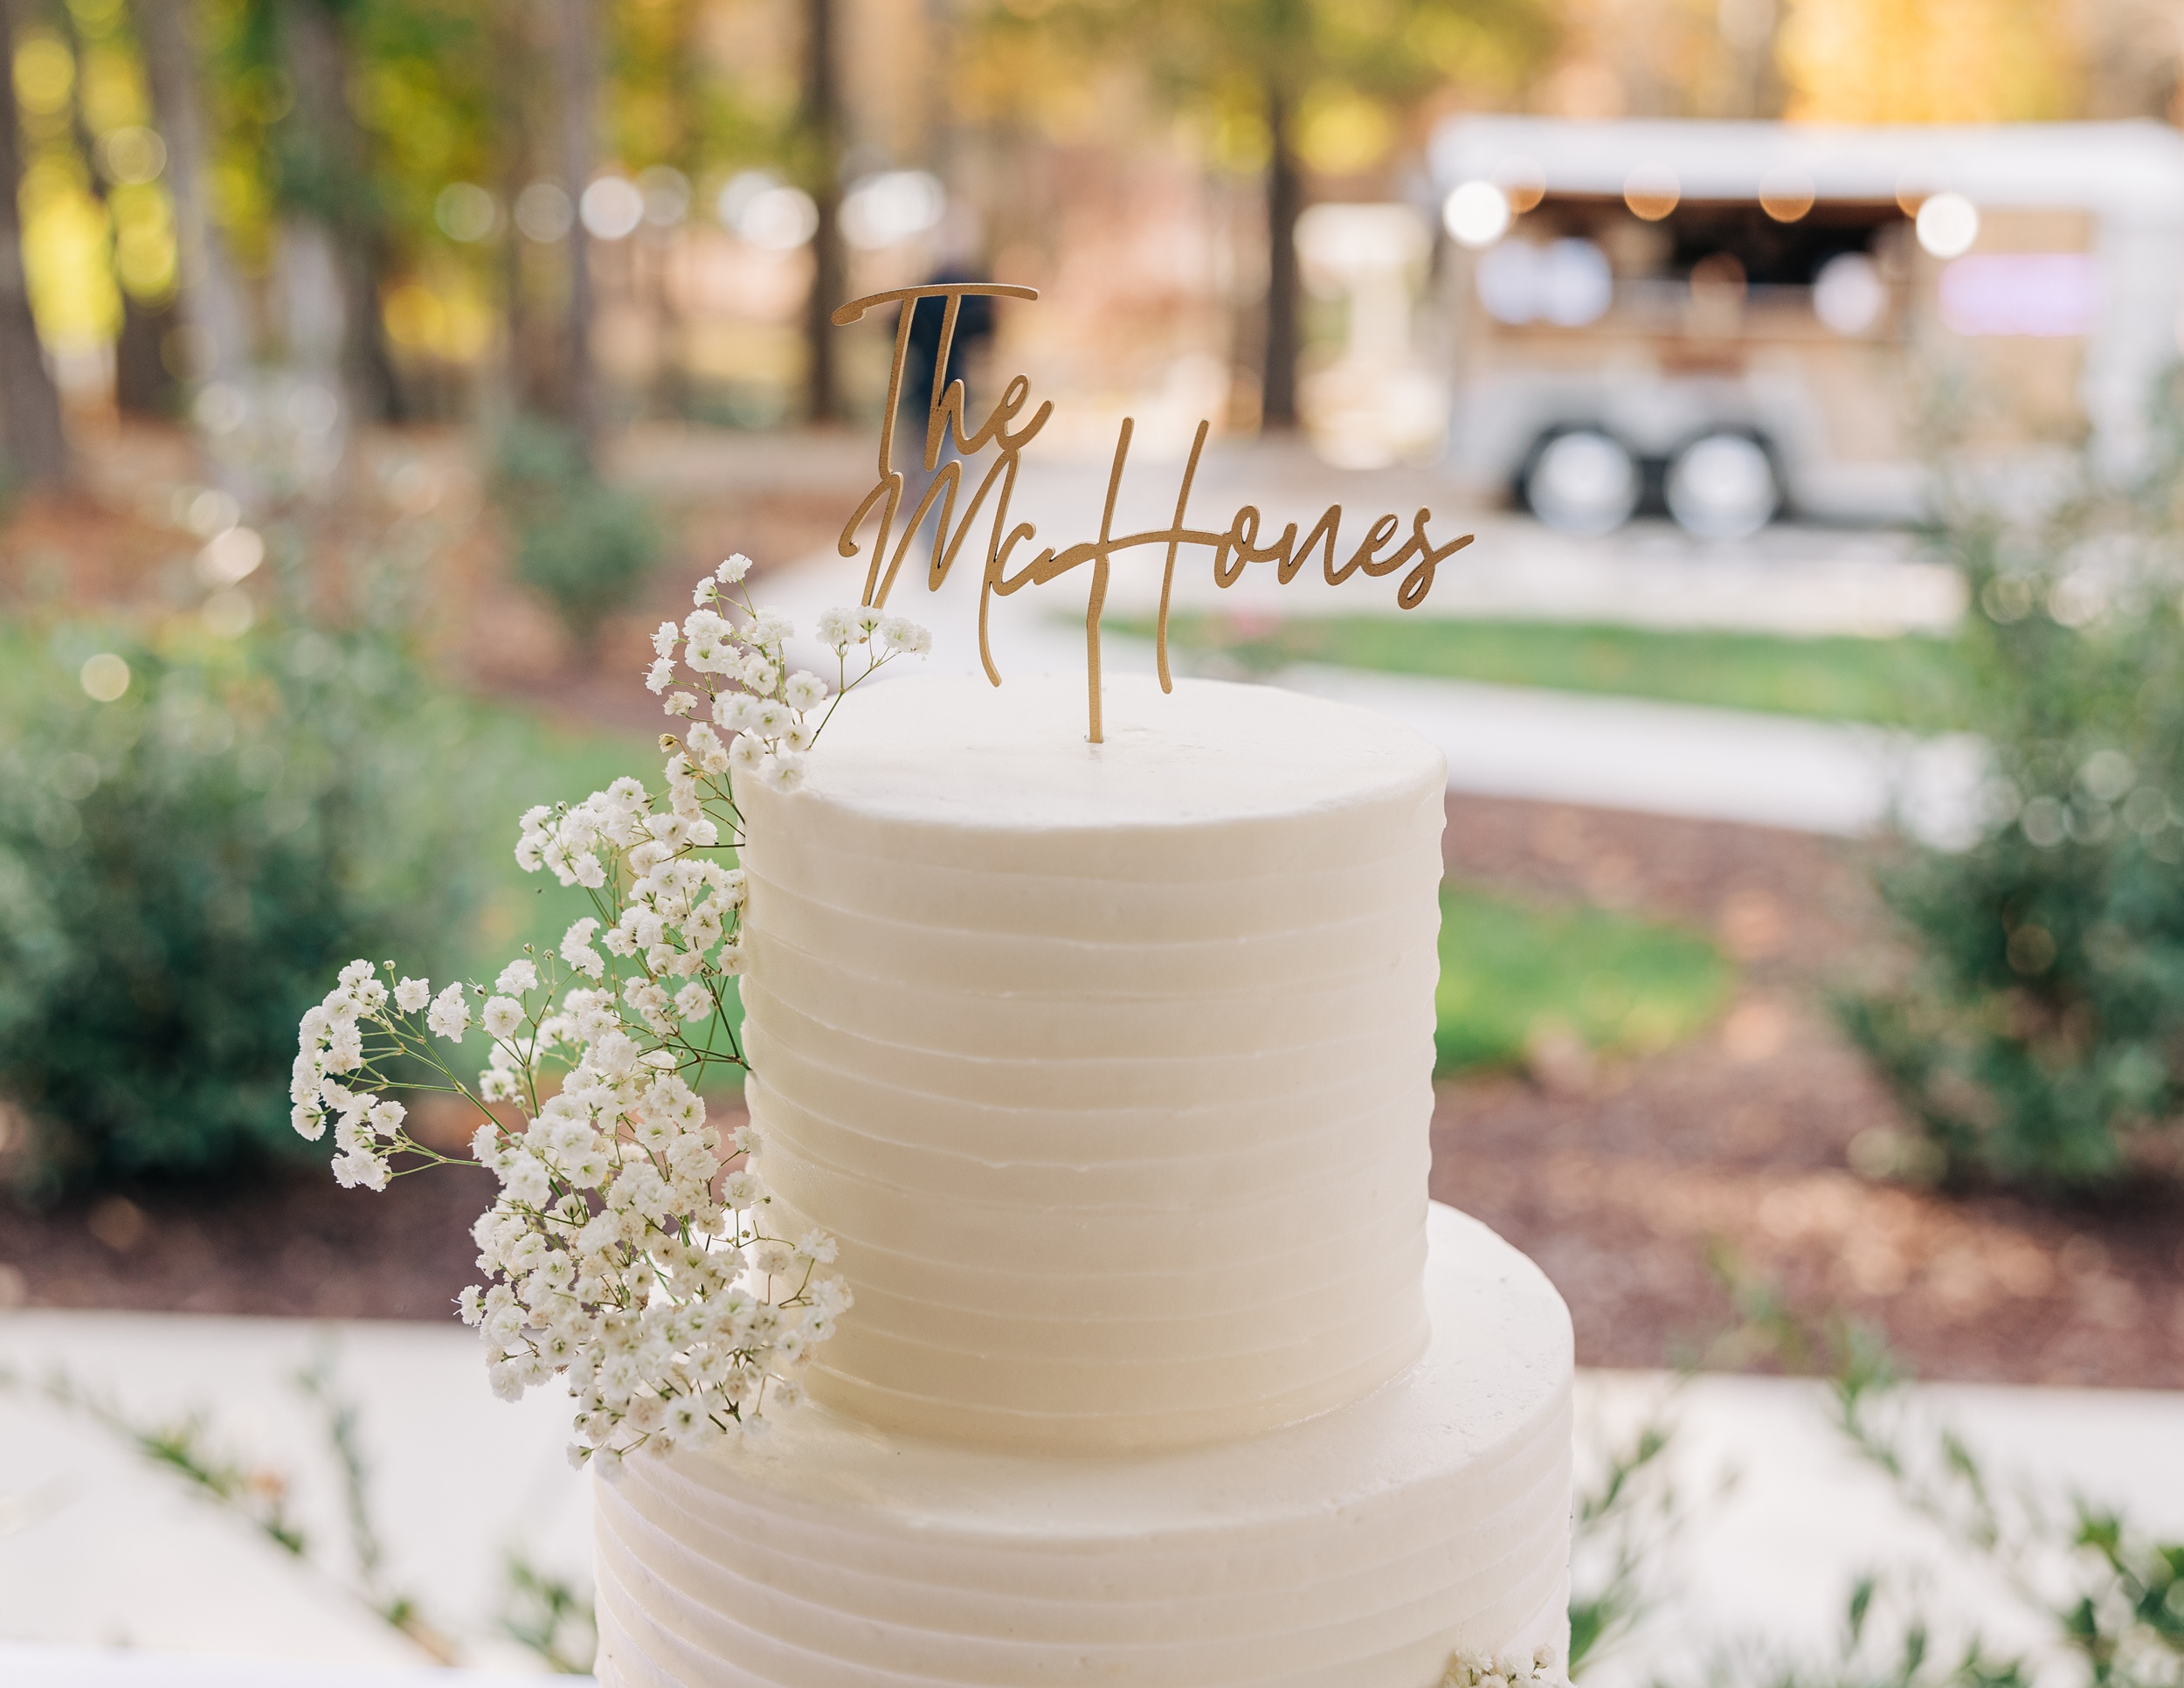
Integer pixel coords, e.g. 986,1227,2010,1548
833,284,1474,744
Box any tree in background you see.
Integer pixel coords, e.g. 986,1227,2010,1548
971,0,1552,429
135,0,247,396
801,0,841,422
0,0,73,485
1776,0,2082,122
278,0,404,423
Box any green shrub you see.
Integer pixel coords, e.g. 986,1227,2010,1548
0,617,487,1193
1844,419,2184,1190
492,419,660,643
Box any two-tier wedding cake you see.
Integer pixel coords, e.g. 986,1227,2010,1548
591,670,1574,1685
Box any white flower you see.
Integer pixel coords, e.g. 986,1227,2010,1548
815,606,856,649
716,553,753,584
752,611,792,647
645,657,675,693
294,573,879,1464
741,653,780,695
427,985,471,1041
878,614,931,654
333,1151,389,1191
685,723,728,772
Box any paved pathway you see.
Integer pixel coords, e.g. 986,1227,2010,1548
0,1311,587,1677
5,1308,2181,1684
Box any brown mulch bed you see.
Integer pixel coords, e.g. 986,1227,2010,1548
1431,794,2184,1390
0,1161,501,1321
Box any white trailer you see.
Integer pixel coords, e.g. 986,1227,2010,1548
1427,115,2184,536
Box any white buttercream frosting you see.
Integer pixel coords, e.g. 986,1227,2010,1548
595,1201,1574,1687
732,672,1450,1452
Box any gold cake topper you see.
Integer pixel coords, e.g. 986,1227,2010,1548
833,283,1474,743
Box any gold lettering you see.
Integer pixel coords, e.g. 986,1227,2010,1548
829,285,1471,741
1330,513,1400,585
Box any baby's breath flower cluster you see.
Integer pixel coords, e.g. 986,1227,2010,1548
1438,1644,1566,1688
291,556,927,1471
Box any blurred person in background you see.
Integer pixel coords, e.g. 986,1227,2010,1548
896,205,996,550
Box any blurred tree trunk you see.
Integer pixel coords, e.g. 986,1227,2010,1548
1261,83,1302,432
803,0,842,423
283,0,404,424
63,4,175,417
134,0,249,389
556,0,598,460
112,296,177,415
487,0,536,421
0,0,69,486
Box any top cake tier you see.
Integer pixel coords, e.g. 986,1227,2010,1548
734,671,1448,1454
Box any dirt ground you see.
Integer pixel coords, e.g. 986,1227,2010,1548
4,423,2179,1388
1432,795,2184,1390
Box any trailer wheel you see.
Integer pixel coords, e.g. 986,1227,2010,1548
1666,432,1778,541
1523,430,1640,537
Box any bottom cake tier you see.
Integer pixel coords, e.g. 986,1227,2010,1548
593,1201,1574,1687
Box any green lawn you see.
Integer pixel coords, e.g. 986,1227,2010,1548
1117,612,1965,730
1434,884,1732,1074
462,709,658,979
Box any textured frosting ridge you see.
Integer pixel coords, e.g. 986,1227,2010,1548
732,672,1451,1452
594,1202,1576,1687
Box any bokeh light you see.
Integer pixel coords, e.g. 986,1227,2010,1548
580,176,646,241
79,653,129,702
1916,191,1980,258
840,170,946,250
1443,180,1512,249
1813,252,1888,334
514,181,574,243
1758,166,1814,222
435,183,498,243
1623,163,1679,221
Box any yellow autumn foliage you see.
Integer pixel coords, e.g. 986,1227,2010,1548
1777,0,2083,124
